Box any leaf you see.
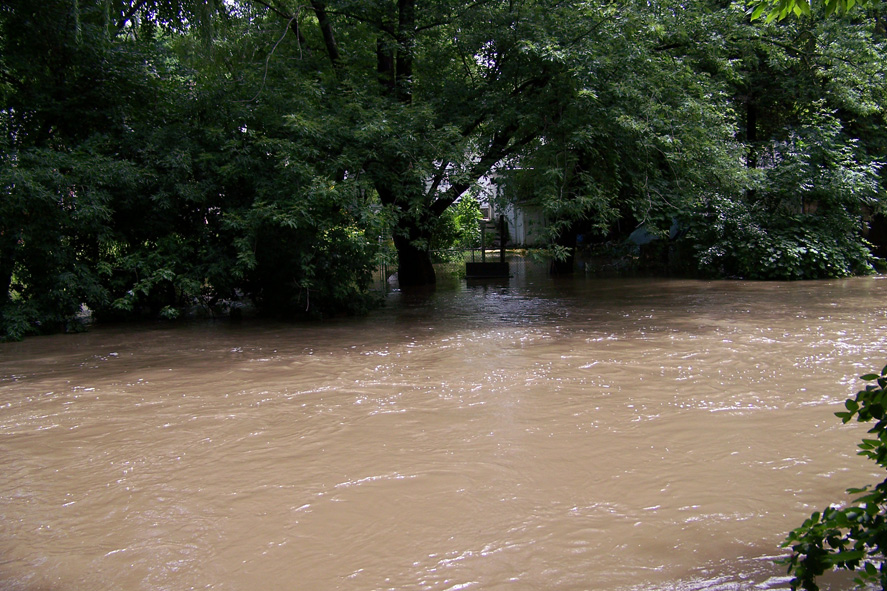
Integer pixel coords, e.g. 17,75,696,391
750,2,768,20
829,549,865,564
846,486,871,495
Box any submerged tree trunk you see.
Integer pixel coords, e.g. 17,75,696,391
549,227,577,275
392,230,436,286
376,178,438,286
0,260,12,309
0,237,16,309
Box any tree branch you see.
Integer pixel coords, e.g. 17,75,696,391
414,0,497,32
250,0,308,46
430,125,536,216
310,0,342,70
115,0,149,33
395,0,415,103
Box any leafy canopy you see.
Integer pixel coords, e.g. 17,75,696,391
749,0,870,22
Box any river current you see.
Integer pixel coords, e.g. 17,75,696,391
2,260,887,591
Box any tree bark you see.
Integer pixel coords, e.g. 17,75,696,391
746,97,757,169
392,231,436,287
376,179,437,286
310,0,341,69
377,37,395,93
0,261,12,308
745,94,757,202
395,0,415,103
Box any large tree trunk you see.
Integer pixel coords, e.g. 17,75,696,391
0,237,16,308
376,177,438,287
392,223,436,287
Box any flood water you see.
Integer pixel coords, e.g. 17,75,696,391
2,260,887,591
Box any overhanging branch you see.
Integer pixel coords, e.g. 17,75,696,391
430,127,536,217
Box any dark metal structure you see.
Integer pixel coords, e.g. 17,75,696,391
466,215,510,279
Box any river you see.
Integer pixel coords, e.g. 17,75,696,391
2,260,886,591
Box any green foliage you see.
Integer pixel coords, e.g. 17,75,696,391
0,0,388,337
688,200,875,278
430,195,483,259
223,173,384,318
0,143,122,339
649,5,886,280
783,365,887,591
749,0,868,22
684,103,881,279
503,0,749,254
2,0,885,336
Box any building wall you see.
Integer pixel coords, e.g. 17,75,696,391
504,203,547,247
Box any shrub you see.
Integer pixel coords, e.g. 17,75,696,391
782,364,887,590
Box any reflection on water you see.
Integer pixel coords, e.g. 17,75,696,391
2,259,887,591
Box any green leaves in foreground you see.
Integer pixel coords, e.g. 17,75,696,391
749,0,865,23
782,364,887,591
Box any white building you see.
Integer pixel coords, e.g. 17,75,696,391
470,173,547,247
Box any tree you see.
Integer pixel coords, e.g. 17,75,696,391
494,0,885,279
0,0,389,338
3,0,884,338
502,0,750,273
678,6,886,279
218,0,607,286
0,0,172,336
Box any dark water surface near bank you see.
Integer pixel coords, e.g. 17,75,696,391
3,260,887,590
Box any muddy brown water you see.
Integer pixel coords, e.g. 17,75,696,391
2,260,887,591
